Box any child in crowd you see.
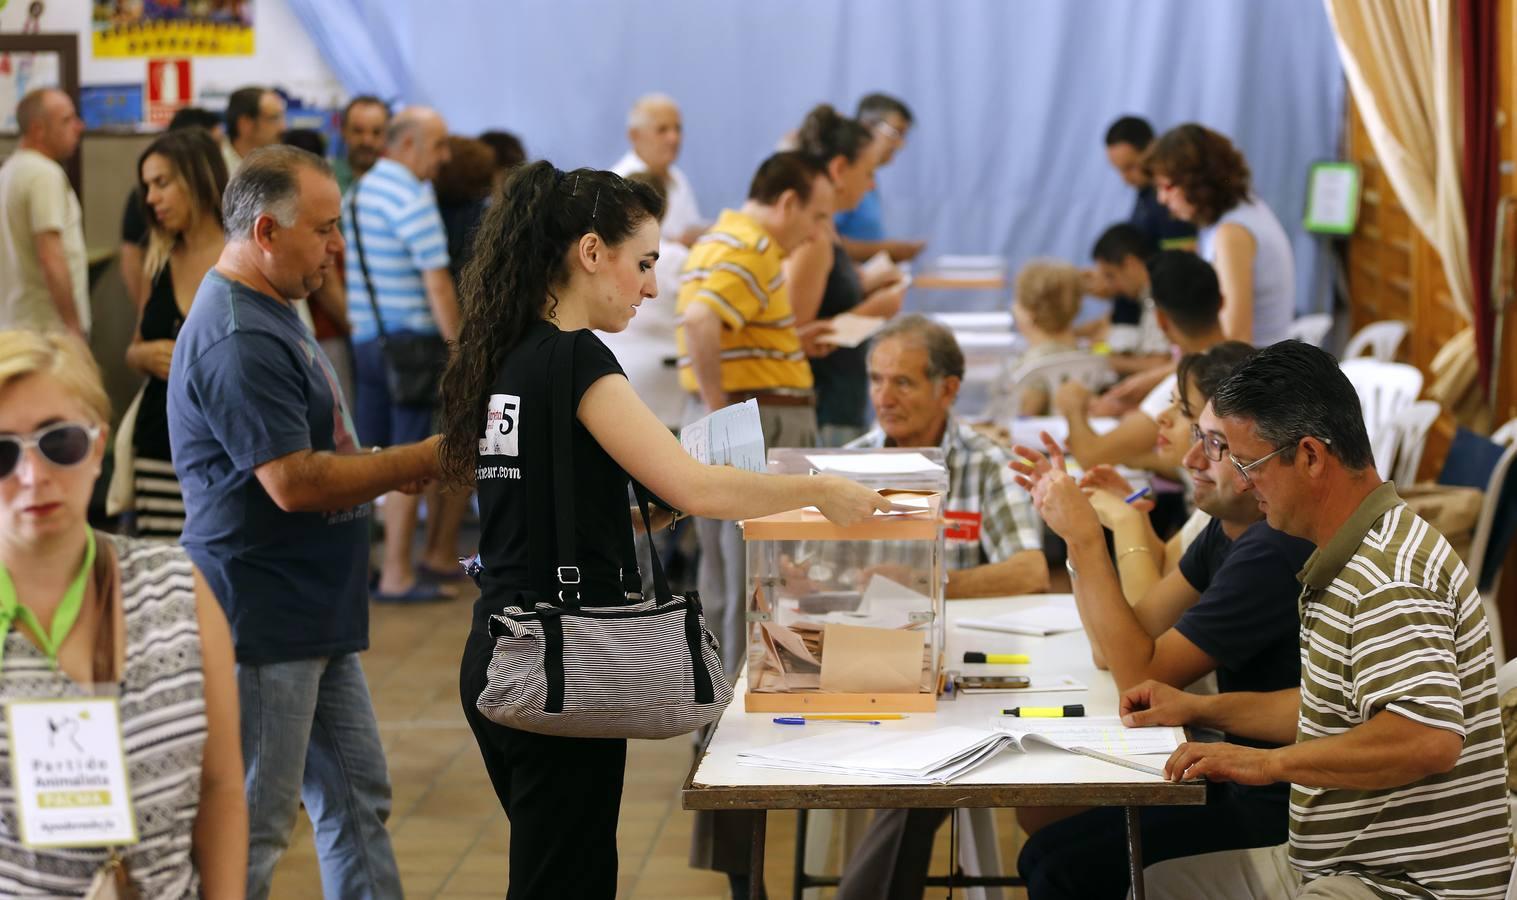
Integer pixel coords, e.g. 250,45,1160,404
1007,258,1083,415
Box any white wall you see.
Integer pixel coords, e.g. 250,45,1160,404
0,0,343,108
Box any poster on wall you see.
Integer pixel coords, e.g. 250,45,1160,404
91,1,254,58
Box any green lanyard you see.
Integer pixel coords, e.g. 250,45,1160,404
0,531,96,671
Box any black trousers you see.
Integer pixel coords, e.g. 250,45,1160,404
459,597,628,900
1016,781,1290,900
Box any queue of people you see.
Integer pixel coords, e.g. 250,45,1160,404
0,79,1509,900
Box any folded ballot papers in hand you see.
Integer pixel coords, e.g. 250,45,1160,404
821,312,889,349
958,594,1084,636
680,399,766,472
736,717,1183,784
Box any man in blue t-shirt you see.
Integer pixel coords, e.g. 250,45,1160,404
836,92,926,264
168,145,442,900
1000,397,1314,900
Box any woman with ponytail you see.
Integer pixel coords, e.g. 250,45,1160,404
440,162,887,898
787,104,909,445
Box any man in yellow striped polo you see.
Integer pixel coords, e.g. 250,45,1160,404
676,149,836,676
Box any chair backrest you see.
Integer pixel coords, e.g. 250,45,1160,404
995,352,1111,419
1285,313,1333,347
1387,400,1442,485
1467,418,1517,591
1341,359,1424,476
1342,319,1409,362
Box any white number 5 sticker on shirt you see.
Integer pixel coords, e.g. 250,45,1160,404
7,697,138,848
480,393,522,457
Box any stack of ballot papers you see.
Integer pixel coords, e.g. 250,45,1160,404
736,718,1184,783
958,595,1084,636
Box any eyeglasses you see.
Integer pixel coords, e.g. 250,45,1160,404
872,120,905,142
0,422,100,480
1190,423,1332,486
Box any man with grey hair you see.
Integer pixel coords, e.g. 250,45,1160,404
169,144,439,900
612,92,704,243
344,104,466,604
830,314,1047,900
0,87,87,335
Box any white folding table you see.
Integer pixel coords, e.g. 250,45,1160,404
682,595,1206,899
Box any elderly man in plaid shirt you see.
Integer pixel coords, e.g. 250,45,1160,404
844,314,1049,597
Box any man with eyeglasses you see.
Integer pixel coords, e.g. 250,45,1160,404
836,92,926,263
1123,341,1512,900
1005,351,1313,899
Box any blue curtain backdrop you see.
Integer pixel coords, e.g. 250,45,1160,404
290,0,1344,315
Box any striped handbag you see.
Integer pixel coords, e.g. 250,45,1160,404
474,337,731,739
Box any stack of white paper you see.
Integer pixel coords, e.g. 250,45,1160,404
958,595,1084,636
681,399,766,472
806,452,945,476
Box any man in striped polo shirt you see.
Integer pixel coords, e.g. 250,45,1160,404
676,150,836,675
1123,341,1512,899
344,105,464,604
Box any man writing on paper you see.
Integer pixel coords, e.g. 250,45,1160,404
1121,342,1511,900
1004,350,1313,899
1058,251,1230,472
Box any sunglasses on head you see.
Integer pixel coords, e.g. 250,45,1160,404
0,422,100,479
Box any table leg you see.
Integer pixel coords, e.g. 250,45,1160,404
1126,806,1145,900
750,810,768,900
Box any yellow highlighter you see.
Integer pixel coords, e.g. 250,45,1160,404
963,652,1030,664
1003,704,1085,718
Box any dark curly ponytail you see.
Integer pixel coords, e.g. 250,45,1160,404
436,161,663,485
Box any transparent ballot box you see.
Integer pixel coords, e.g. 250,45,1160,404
741,485,945,713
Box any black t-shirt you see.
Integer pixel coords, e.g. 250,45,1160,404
811,241,868,428
476,321,631,603
121,189,149,246
1129,184,1197,249
1176,518,1313,745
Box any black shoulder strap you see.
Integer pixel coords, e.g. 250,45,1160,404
347,187,389,345
546,332,672,604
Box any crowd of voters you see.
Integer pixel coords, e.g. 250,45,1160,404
0,78,1511,900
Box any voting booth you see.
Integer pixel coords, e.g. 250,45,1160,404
740,448,948,712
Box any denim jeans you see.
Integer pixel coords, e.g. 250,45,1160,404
238,653,403,900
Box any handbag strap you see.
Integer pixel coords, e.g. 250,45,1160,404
346,187,390,346
547,333,663,604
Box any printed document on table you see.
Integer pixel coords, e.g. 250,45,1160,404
993,716,1183,756
680,399,766,473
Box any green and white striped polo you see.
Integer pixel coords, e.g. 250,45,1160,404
1292,483,1512,898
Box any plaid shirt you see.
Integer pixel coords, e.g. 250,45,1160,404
846,419,1042,570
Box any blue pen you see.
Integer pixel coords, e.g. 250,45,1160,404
773,717,880,725
1124,486,1151,504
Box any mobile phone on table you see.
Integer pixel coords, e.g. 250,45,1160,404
957,674,1030,690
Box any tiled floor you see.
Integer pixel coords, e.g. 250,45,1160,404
268,590,1032,898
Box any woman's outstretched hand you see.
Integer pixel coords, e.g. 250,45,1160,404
814,476,892,527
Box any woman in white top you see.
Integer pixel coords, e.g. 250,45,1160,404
1146,124,1295,346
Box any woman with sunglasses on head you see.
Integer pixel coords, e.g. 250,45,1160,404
0,331,246,898
122,128,228,539
438,162,887,899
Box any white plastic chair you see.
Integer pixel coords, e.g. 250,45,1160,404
1341,360,1424,478
1285,313,1333,347
1385,400,1441,486
993,352,1111,420
1342,320,1409,362
1467,419,1517,663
